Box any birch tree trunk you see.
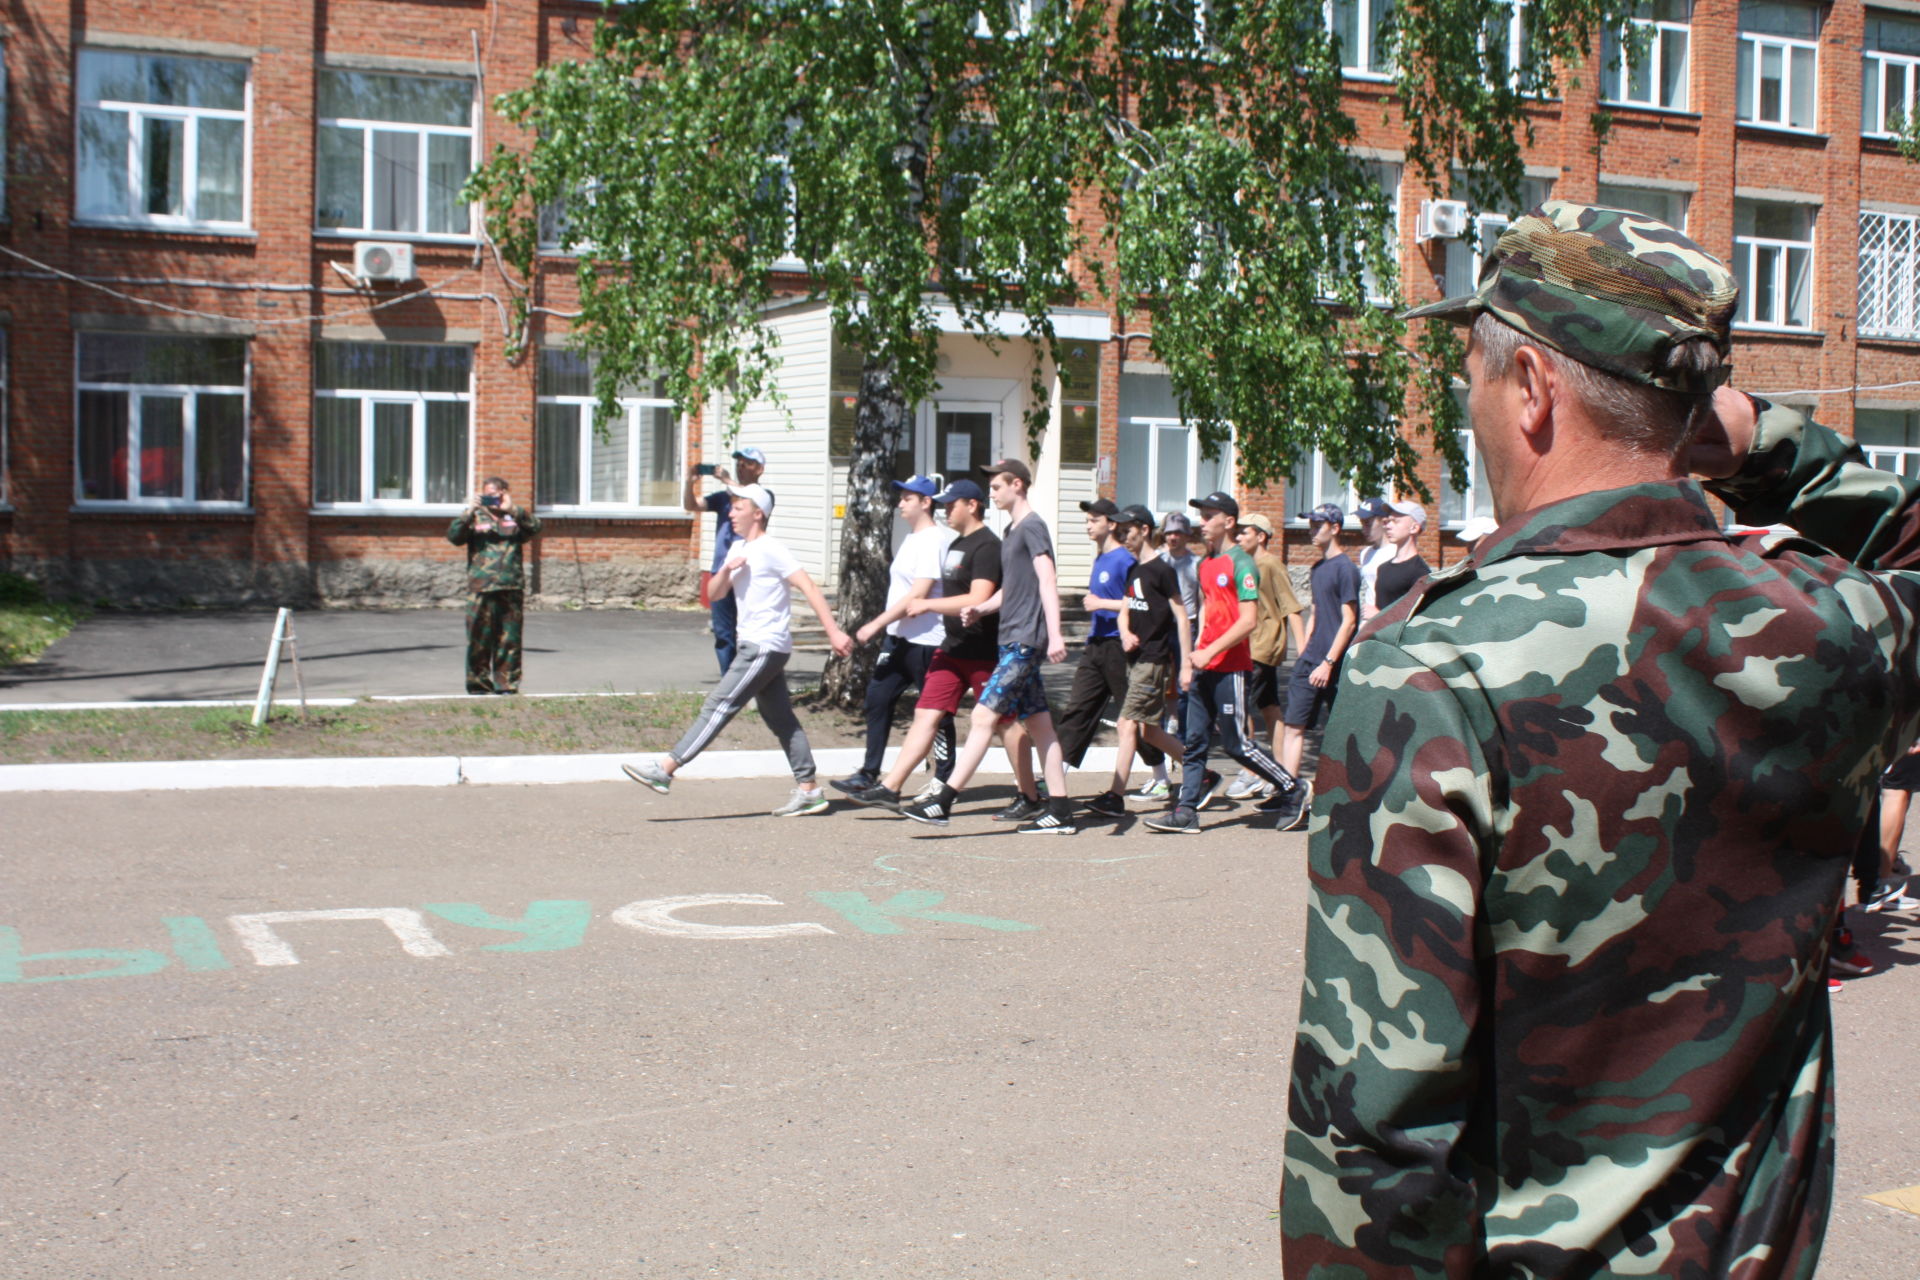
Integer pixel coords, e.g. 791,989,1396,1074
815,357,910,709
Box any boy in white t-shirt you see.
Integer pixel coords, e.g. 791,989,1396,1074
622,484,853,815
833,475,959,795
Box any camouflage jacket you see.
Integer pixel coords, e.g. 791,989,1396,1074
1282,402,1920,1279
447,505,542,593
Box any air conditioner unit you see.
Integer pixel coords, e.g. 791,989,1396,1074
1417,199,1471,242
353,241,415,283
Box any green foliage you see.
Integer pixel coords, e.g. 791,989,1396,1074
468,0,1632,501
0,575,88,668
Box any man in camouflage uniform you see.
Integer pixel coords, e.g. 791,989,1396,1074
447,476,543,694
1281,202,1920,1278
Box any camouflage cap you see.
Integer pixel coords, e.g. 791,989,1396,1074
1403,201,1737,394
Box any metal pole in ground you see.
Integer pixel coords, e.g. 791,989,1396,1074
251,607,291,728
284,614,309,719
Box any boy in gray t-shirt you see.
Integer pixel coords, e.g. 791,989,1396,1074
897,459,1077,835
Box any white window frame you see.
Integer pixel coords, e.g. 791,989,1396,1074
315,71,477,242
1596,182,1689,228
73,337,250,511
1738,28,1819,130
1316,163,1401,304
1860,210,1920,339
1735,202,1815,330
1437,426,1496,528
975,1,1056,37
1484,0,1534,90
1118,417,1234,517
311,347,473,512
1329,0,1394,79
1863,13,1920,138
1602,4,1691,110
536,387,685,515
1285,450,1362,529
1858,407,1920,480
74,49,252,232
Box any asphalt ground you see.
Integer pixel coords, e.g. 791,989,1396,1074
0,608,771,704
4,782,1919,1278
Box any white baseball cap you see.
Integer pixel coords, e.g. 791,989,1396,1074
727,483,774,515
1386,499,1427,528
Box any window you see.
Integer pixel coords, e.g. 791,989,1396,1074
316,70,474,237
1738,0,1819,130
1115,374,1232,517
75,333,247,507
1319,162,1401,303
1861,210,1920,339
1285,450,1360,526
1858,407,1920,480
1596,181,1688,229
1734,199,1814,329
1864,11,1920,138
1602,0,1691,110
1330,0,1393,77
0,331,9,507
312,342,471,507
1442,175,1554,296
975,1,1059,37
1483,0,1534,89
76,50,248,229
1438,397,1496,527
535,349,682,511
1125,0,1218,55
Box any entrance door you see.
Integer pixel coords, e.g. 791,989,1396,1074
918,401,1000,539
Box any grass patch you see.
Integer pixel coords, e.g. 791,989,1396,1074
0,574,89,668
0,689,868,765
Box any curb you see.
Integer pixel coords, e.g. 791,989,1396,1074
0,746,1120,793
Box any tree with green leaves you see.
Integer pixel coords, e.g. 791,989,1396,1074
471,0,1625,707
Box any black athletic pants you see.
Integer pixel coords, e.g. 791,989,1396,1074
1055,636,1165,770
860,635,955,782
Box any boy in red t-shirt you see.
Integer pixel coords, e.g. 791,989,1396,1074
1145,492,1310,834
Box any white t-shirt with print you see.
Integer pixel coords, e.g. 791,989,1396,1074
1358,542,1395,621
886,524,959,644
730,534,804,654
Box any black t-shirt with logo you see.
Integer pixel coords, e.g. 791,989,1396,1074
940,528,1003,660
1123,556,1181,663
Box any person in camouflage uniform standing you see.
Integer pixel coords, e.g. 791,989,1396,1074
447,476,542,695
1281,202,1920,1278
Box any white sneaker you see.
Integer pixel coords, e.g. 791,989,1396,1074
772,787,829,817
1225,769,1261,799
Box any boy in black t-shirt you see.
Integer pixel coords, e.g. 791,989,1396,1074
1086,506,1193,816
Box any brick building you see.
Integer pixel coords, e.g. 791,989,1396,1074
0,0,1916,606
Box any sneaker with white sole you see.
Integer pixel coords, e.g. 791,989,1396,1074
1262,778,1314,832
992,794,1045,823
1225,769,1262,799
1864,880,1918,913
1131,779,1170,802
772,787,830,817
621,760,672,793
900,783,957,827
1195,770,1227,811
1019,799,1080,835
848,784,903,811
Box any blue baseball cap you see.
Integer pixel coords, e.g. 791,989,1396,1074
731,445,767,467
1355,497,1391,520
933,478,985,506
1302,502,1346,526
893,475,939,498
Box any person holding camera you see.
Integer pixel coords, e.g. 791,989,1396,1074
447,476,542,695
685,446,773,673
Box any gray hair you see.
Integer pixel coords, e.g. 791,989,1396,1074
1470,313,1723,457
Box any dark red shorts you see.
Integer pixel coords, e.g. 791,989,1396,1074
917,651,994,715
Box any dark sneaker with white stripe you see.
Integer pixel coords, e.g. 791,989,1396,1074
1195,770,1227,810
1263,778,1314,832
900,783,957,827
1144,806,1200,834
849,784,903,811
1019,799,1079,835
992,794,1045,823
830,772,878,796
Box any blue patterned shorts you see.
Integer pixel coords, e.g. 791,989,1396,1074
979,643,1051,722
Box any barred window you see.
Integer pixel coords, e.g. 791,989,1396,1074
1860,210,1920,339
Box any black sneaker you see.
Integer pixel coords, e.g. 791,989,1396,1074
1195,770,1227,810
1265,778,1314,831
992,794,1045,823
1019,799,1079,835
1083,790,1126,818
900,783,956,827
830,772,878,796
849,784,903,811
1144,806,1200,834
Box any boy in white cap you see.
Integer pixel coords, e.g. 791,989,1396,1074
625,483,853,814
684,445,773,673
1371,500,1430,613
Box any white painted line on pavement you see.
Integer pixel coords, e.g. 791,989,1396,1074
0,691,659,713
0,746,1124,793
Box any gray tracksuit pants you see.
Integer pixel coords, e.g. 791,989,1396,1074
668,641,816,784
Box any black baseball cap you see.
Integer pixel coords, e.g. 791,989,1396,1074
1079,498,1120,518
1190,491,1240,519
933,478,985,506
1115,504,1156,529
